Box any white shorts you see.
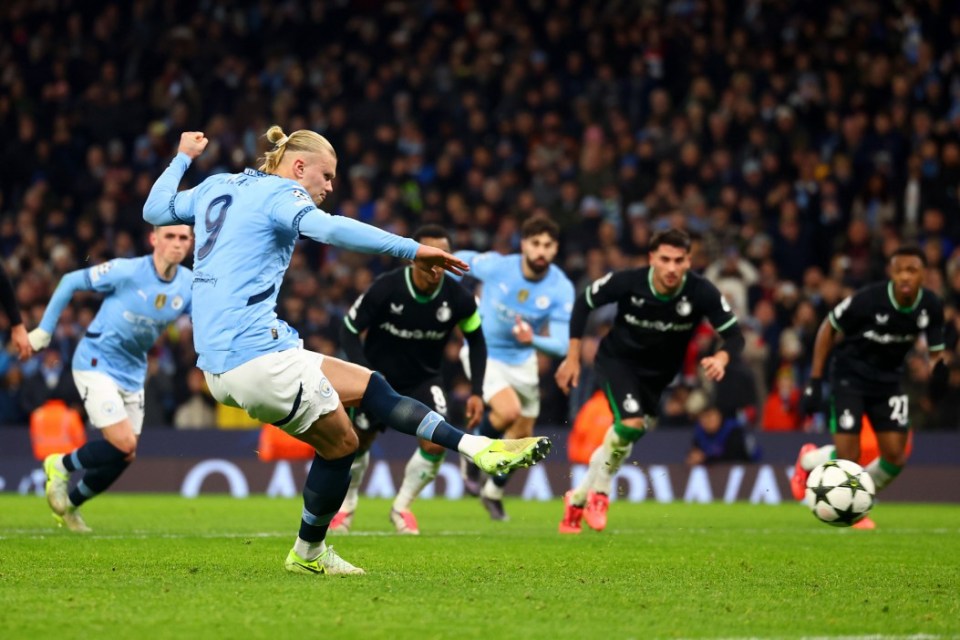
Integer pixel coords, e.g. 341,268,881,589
72,370,145,434
460,347,540,418
203,348,339,436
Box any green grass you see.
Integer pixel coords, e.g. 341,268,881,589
1,495,959,639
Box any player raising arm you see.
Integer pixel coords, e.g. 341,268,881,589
792,246,946,529
555,228,744,534
143,129,549,575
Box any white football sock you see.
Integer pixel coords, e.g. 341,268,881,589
801,445,834,471
864,457,901,491
481,477,504,500
571,426,632,505
293,538,325,562
457,433,490,458
339,450,369,513
393,449,442,511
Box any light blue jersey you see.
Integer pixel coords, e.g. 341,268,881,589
144,153,421,373
456,251,573,365
38,256,193,391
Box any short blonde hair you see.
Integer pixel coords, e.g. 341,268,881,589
258,125,336,173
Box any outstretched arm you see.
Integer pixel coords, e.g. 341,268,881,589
0,262,29,360
28,271,89,351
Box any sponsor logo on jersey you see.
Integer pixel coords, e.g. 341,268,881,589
535,295,550,309
122,311,167,334
630,296,645,307
378,321,447,340
390,303,404,315
436,302,452,322
623,394,640,414
863,330,917,344
839,409,855,430
172,295,184,311
875,313,889,325
518,289,529,303
137,289,148,300
154,294,167,309
624,314,694,332
918,309,929,329
676,297,692,316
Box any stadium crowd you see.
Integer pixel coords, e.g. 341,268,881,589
2,0,960,434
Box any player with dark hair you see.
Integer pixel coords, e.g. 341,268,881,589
792,246,945,529
456,216,574,520
555,228,744,533
330,224,487,535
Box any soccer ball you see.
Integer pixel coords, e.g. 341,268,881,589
804,459,876,527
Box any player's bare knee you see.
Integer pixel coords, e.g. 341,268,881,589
494,407,521,426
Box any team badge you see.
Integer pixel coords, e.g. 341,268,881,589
536,295,550,309
839,409,855,430
676,297,692,317
917,309,929,329
436,302,452,322
154,294,167,309
102,400,118,416
518,289,529,303
623,394,640,414
319,379,334,398
171,295,184,311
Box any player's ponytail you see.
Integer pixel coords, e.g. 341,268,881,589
258,125,336,174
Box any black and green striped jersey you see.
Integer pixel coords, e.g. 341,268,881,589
828,281,945,391
581,267,738,378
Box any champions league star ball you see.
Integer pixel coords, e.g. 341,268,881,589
805,460,876,527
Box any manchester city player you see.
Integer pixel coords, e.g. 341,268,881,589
36,225,194,532
792,245,946,529
330,224,486,535
143,129,549,575
555,228,744,534
456,216,574,520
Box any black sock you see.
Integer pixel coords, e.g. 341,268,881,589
69,460,130,507
360,372,465,451
63,440,127,472
491,471,511,488
299,452,356,543
477,412,502,440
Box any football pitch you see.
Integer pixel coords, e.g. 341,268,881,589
1,495,958,639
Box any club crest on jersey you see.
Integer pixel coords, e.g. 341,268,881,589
839,409,856,430
536,295,550,309
676,297,692,317
154,294,167,309
517,289,529,303
319,378,334,398
436,302,452,322
917,309,929,329
171,295,184,311
623,394,640,414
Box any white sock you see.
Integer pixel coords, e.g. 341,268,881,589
393,449,442,511
801,445,834,471
864,457,900,491
457,434,488,458
293,537,325,561
571,426,632,505
55,454,69,475
339,450,369,513
481,478,504,500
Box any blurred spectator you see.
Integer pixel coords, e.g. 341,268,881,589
685,401,760,466
173,369,216,429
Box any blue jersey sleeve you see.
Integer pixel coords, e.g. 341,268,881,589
37,271,89,334
143,153,197,225
295,209,420,260
84,259,138,294
454,251,502,282
530,274,574,358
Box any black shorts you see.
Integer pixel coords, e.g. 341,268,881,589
595,354,669,422
829,385,910,434
352,377,448,433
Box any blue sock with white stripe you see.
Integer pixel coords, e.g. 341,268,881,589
62,440,127,472
299,452,356,544
68,460,130,507
360,372,464,451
